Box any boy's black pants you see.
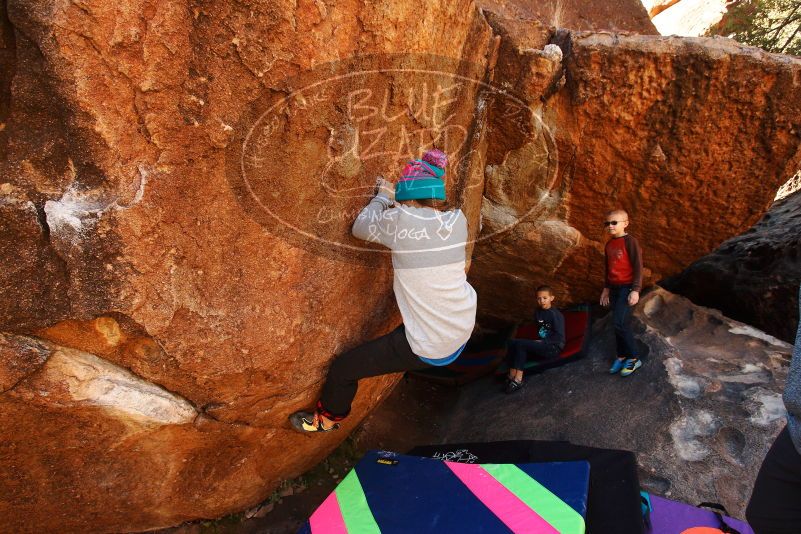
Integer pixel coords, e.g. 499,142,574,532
610,284,638,359
318,325,430,420
506,339,560,370
746,426,801,534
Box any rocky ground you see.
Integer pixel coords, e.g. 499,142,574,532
444,289,792,517
162,288,794,533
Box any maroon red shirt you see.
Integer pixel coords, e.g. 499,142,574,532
604,234,643,291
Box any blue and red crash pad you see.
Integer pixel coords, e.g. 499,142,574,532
412,308,592,385
299,450,590,533
495,308,592,375
409,440,644,534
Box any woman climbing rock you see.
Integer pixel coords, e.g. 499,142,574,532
290,149,477,433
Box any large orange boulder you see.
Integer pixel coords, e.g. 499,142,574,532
0,1,495,531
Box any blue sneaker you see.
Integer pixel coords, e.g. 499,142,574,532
620,358,642,377
609,358,626,374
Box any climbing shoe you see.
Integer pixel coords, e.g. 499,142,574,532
609,358,626,374
505,379,524,394
620,358,642,377
289,411,340,433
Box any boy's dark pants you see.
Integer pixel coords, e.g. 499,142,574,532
746,426,801,534
610,284,638,359
318,325,430,420
506,339,560,370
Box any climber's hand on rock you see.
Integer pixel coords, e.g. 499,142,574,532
600,288,610,307
628,290,640,307
375,176,395,203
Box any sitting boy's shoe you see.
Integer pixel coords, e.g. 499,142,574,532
609,358,626,374
502,377,512,392
620,358,642,377
505,379,524,394
289,411,340,433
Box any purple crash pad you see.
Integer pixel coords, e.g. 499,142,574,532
646,494,754,534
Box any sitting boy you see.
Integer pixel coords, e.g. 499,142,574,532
505,285,565,394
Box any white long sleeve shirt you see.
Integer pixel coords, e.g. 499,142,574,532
352,194,477,360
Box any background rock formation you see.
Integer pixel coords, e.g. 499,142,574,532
664,190,801,344
469,30,801,322
478,0,657,33
0,0,799,531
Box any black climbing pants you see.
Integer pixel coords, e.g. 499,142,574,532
317,325,430,420
746,426,801,534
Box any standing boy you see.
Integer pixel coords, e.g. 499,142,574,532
600,209,643,377
504,285,565,394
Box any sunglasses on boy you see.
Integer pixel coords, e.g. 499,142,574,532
604,220,627,227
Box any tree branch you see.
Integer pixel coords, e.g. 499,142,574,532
778,21,801,53
766,3,801,45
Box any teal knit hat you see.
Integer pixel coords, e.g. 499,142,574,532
395,149,447,201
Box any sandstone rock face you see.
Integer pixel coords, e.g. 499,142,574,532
0,1,800,532
1,335,275,531
664,190,801,344
441,288,794,518
478,0,657,33
470,30,801,322
0,1,495,531
0,3,12,160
